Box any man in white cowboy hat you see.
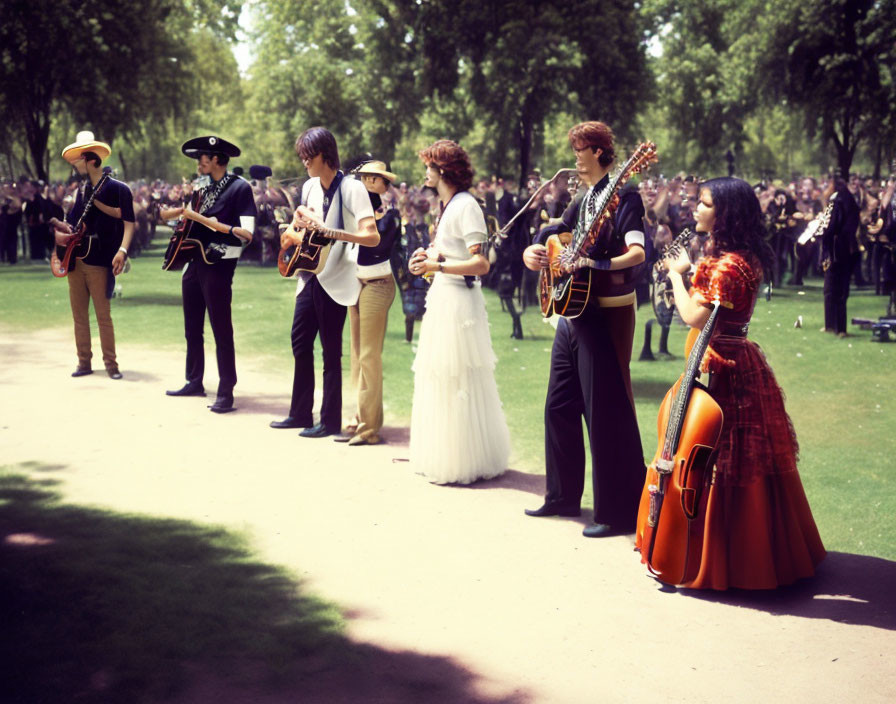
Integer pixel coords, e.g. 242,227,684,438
160,135,256,413
269,127,379,437
48,130,134,379
334,159,401,445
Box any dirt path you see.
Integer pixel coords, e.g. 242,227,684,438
2,327,894,703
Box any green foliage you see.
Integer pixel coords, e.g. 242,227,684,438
0,1,246,182
757,0,896,175
3,1,896,183
639,0,896,178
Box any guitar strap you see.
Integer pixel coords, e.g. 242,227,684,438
198,173,236,215
573,179,612,249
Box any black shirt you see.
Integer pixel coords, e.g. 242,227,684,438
359,207,401,266
66,177,135,267
198,175,257,231
537,177,645,299
537,177,645,254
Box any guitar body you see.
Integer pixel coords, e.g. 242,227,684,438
637,379,723,586
278,224,332,277
50,226,93,277
539,232,592,318
163,190,203,271
163,193,243,270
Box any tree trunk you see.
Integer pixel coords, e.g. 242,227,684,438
23,109,50,182
517,113,534,190
835,141,853,179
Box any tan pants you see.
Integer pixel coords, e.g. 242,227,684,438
67,262,116,370
347,276,396,441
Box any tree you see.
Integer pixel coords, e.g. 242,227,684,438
760,0,896,176
0,0,243,180
386,0,652,185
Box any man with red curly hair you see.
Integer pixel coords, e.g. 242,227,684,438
523,121,646,537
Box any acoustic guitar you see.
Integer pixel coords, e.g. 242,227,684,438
278,222,332,277
539,142,657,318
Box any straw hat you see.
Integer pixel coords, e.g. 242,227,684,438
357,160,397,184
61,131,111,164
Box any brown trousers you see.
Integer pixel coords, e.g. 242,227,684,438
347,276,396,440
67,262,116,370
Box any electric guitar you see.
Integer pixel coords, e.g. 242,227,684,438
51,172,111,277
162,193,245,270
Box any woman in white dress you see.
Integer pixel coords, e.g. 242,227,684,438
408,140,511,483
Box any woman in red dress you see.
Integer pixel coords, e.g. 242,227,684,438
637,177,825,589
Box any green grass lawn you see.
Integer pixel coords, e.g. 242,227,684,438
1,233,893,559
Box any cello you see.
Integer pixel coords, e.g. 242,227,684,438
636,300,724,586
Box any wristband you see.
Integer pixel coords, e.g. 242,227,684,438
592,258,611,270
438,262,444,273
228,225,235,237
118,247,128,256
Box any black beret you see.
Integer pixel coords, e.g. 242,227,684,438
249,164,273,180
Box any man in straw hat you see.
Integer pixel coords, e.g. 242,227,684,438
48,130,134,379
332,159,400,445
160,135,256,413
269,127,379,437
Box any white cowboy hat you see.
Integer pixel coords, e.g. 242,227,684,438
61,131,111,164
357,160,397,184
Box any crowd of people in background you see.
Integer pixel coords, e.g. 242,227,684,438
3,158,895,329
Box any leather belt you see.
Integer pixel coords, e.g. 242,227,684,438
716,321,749,337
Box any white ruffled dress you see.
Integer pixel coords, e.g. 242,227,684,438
409,192,510,484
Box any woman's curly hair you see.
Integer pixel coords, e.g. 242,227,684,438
418,140,474,191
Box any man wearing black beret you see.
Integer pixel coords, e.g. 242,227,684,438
161,135,257,413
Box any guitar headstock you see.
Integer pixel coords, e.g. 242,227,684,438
627,141,658,177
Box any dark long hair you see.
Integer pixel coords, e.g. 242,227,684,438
701,177,774,274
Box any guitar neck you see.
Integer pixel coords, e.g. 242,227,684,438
661,300,722,460
571,160,635,256
73,173,111,233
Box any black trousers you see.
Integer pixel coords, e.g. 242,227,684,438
823,258,852,334
0,219,16,263
182,257,238,396
791,240,816,285
28,225,47,260
289,277,347,430
543,305,645,529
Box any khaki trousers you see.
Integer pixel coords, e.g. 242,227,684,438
67,262,116,370
348,276,396,441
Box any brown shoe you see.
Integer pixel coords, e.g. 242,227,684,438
348,434,380,446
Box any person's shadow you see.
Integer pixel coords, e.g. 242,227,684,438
671,551,896,631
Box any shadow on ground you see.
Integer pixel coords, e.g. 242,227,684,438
665,551,896,631
0,468,528,704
